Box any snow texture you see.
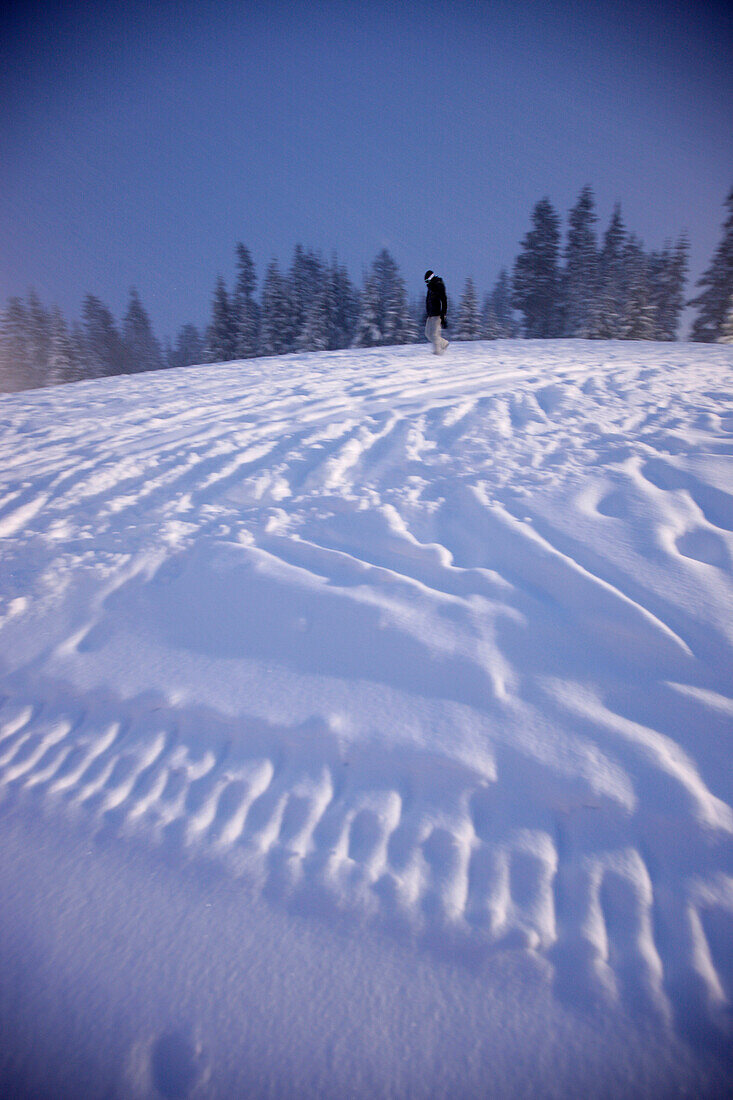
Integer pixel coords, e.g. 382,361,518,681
0,339,732,1097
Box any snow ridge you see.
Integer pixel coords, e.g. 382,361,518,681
1,339,733,1062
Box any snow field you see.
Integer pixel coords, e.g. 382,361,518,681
1,339,732,1095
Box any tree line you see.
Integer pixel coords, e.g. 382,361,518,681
1,185,731,392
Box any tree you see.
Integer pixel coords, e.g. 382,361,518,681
47,306,76,385
456,277,482,340
483,269,516,338
0,297,32,390
690,187,733,342
562,186,599,337
512,198,562,337
122,287,164,373
232,243,260,358
354,249,415,346
594,205,627,338
82,295,125,378
26,289,51,384
205,276,237,362
328,259,359,349
719,293,733,343
648,239,688,340
620,236,655,340
169,324,205,369
259,261,291,356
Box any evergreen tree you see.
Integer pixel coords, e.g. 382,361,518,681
594,205,627,338
690,187,733,342
562,186,599,337
354,249,415,346
648,239,688,340
69,321,90,382
483,269,516,338
169,324,205,369
122,288,164,373
259,261,291,356
205,276,237,362
512,198,562,337
354,272,381,347
456,277,482,340
82,295,125,377
620,236,655,340
0,297,32,390
26,290,52,384
719,292,733,344
288,245,324,351
329,259,359,349
47,306,76,385
232,243,260,358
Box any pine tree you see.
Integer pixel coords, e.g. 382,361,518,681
354,273,381,347
354,249,414,346
719,292,733,344
69,321,90,382
205,277,237,362
169,324,205,369
329,259,359,349
620,236,655,340
47,306,76,385
594,205,627,338
259,261,290,356
456,277,482,340
0,297,32,390
484,269,516,338
26,290,52,386
648,239,688,340
82,295,125,378
287,245,324,351
512,198,562,337
232,243,260,358
122,288,164,373
690,187,733,342
562,186,599,337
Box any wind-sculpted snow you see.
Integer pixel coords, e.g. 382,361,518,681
1,340,732,1093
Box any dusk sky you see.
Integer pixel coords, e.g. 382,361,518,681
2,0,731,340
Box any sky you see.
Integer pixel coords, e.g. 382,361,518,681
1,0,731,341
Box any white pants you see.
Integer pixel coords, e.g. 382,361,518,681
425,316,449,355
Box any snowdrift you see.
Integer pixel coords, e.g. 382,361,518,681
0,340,732,1097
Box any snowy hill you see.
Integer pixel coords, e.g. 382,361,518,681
1,340,732,1097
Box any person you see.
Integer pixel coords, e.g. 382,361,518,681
424,270,449,355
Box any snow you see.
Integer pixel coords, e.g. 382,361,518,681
1,338,732,1097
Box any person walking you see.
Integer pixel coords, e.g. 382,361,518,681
424,270,449,355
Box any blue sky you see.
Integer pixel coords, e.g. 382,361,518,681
1,0,731,338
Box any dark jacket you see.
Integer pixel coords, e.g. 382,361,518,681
426,276,448,321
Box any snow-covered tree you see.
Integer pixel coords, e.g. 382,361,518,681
483,269,516,338
593,205,627,338
354,249,415,346
205,277,237,363
719,293,733,344
122,288,164,373
562,186,599,337
620,236,655,340
26,290,52,384
82,295,125,378
456,277,482,340
0,297,32,390
690,187,733,342
259,261,291,356
169,324,205,369
329,259,359,349
512,198,562,338
47,306,76,385
232,243,260,359
647,239,688,340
